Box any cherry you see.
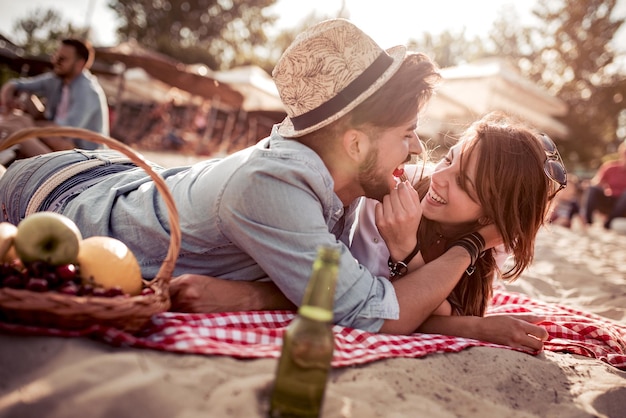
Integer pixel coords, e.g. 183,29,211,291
141,287,155,296
2,275,24,289
1,263,16,276
92,287,108,297
26,277,49,292
59,282,79,295
104,287,125,297
28,261,50,277
55,264,78,282
77,284,94,296
43,272,60,288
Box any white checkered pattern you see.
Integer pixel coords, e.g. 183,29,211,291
1,290,624,369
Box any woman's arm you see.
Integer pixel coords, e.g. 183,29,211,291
432,299,453,316
379,221,505,334
418,314,548,352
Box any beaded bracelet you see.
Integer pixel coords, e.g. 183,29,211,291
388,240,421,279
447,232,485,275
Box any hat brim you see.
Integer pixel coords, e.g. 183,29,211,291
277,45,407,138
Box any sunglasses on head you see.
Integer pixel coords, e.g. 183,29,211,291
538,133,567,199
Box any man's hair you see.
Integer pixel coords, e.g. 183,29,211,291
61,38,94,69
349,52,441,130
302,52,441,144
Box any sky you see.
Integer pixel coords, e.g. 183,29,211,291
0,0,537,48
0,0,624,51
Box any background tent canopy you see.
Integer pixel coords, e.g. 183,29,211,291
427,58,569,139
95,41,243,108
211,65,285,112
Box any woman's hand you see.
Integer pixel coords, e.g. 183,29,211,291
375,180,422,261
474,314,548,351
418,314,548,352
169,274,296,313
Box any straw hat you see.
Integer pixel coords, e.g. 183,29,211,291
272,18,406,138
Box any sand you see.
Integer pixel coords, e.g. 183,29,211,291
1,223,625,418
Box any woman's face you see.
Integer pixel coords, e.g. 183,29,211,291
420,139,485,232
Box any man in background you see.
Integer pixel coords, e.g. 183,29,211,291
0,38,109,158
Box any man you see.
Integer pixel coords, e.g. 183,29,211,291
0,20,542,346
582,140,626,229
0,38,109,157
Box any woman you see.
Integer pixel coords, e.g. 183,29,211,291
352,111,566,337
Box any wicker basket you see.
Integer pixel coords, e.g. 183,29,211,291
0,127,181,332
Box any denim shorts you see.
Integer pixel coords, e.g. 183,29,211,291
0,149,133,224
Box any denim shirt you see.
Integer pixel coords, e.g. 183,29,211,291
12,70,109,149
60,126,399,331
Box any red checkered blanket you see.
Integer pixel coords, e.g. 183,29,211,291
1,290,625,369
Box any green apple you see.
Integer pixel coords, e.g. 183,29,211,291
14,212,83,266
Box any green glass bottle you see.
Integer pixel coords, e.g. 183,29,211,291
269,246,340,418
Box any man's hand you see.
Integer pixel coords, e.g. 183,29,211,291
375,180,422,261
477,223,503,251
0,82,16,115
169,274,295,313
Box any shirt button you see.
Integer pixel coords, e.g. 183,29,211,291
373,238,379,243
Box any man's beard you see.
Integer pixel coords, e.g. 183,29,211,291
358,147,391,202
53,67,70,78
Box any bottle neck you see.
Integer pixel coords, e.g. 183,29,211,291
298,247,340,323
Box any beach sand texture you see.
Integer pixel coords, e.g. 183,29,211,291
0,224,625,418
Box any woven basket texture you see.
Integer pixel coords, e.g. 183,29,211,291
0,127,181,331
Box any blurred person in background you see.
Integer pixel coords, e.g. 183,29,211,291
549,173,585,230
582,140,626,230
0,38,108,159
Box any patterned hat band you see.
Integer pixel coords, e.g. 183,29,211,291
290,52,394,131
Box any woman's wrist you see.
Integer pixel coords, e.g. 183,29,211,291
446,232,485,275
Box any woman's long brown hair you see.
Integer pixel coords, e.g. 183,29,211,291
414,112,553,316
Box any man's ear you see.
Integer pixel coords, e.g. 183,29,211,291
341,128,369,163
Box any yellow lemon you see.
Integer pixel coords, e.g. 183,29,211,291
77,236,143,296
2,245,18,264
0,222,18,262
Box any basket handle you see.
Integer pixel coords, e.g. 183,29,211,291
0,126,181,284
